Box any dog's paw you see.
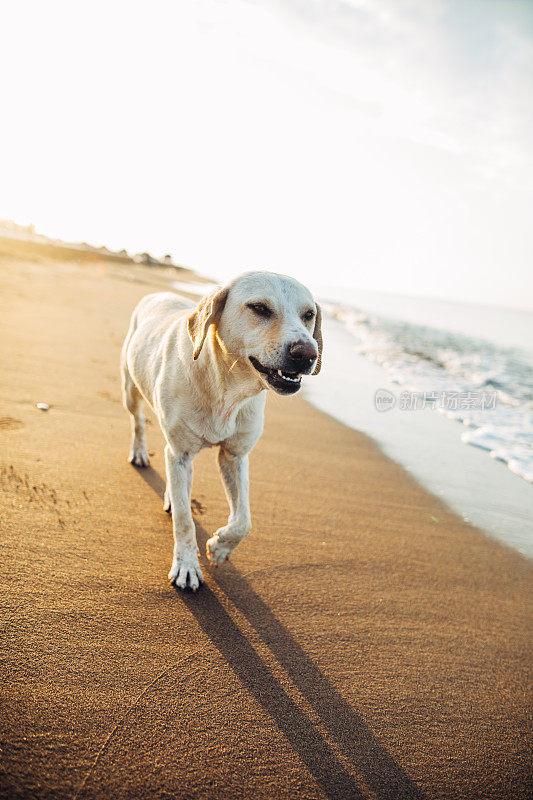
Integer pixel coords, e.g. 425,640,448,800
206,534,236,567
168,558,204,591
129,447,150,468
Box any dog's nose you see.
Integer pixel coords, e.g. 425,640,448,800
287,340,317,371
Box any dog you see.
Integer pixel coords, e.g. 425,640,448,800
121,271,322,590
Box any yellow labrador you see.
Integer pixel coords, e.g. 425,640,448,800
121,271,322,590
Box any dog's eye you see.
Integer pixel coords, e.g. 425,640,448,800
303,309,315,322
247,303,273,318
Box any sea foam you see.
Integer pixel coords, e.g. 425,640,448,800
324,301,533,484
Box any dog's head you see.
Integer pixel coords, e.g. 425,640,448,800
187,271,322,395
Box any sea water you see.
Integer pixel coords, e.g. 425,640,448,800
304,286,533,557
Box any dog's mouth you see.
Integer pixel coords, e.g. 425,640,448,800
249,357,302,395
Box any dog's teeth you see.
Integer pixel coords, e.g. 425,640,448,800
275,369,302,383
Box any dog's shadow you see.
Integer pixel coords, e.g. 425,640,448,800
136,465,426,800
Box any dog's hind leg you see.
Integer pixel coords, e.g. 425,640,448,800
121,363,150,468
163,485,172,514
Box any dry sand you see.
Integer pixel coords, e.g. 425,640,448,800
0,250,531,799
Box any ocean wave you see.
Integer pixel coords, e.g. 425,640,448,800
324,301,533,484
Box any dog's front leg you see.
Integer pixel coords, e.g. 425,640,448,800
206,448,252,567
165,444,204,591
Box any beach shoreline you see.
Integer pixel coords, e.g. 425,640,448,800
1,251,531,799
303,314,533,557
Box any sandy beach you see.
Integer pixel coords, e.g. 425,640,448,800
0,249,531,800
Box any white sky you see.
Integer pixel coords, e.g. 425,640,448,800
1,0,532,308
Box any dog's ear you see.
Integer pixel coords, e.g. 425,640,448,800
187,286,229,360
312,303,323,375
